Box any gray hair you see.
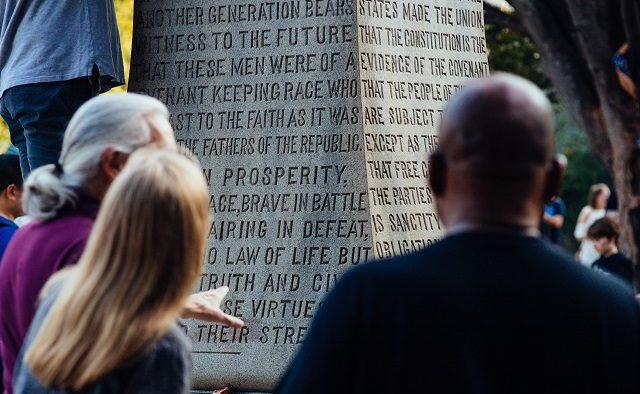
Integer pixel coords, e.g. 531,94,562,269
23,93,171,220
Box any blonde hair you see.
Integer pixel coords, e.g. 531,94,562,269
588,183,611,209
23,93,171,220
25,149,209,390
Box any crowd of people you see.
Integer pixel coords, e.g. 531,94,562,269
1,1,639,393
0,75,636,393
539,182,635,287
0,95,244,393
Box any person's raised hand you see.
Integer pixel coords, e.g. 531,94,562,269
182,287,245,328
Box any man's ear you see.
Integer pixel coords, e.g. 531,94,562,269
5,184,19,202
429,151,446,197
99,147,128,182
543,158,564,203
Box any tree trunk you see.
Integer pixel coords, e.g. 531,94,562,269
508,0,640,263
605,101,640,264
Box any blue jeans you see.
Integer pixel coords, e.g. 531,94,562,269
0,78,98,178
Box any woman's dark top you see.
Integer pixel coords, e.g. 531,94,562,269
592,252,635,287
13,280,192,393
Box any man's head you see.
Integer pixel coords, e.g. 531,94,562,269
588,217,620,256
429,74,562,232
23,93,176,220
0,154,24,220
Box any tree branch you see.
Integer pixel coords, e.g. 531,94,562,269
622,0,640,92
563,0,639,187
508,0,613,167
564,1,627,100
484,3,529,36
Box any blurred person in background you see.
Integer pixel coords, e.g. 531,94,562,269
588,217,634,288
541,196,566,246
574,184,611,266
614,43,637,100
0,154,22,260
0,153,22,394
540,155,567,247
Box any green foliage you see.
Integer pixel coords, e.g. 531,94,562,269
485,24,556,100
113,0,133,92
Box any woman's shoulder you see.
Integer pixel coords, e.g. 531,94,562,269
14,326,192,394
125,325,192,393
151,325,192,360
13,276,72,394
580,205,593,214
28,274,69,332
577,205,593,220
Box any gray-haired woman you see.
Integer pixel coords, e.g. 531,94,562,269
0,93,243,394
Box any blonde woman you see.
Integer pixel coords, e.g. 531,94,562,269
574,183,611,266
14,149,215,393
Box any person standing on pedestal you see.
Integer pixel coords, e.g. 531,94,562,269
0,0,124,178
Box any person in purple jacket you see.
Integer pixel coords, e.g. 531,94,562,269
0,153,23,394
0,93,244,394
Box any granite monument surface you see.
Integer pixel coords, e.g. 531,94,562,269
129,0,489,390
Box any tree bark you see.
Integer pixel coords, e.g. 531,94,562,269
564,1,640,263
506,0,640,263
508,0,612,164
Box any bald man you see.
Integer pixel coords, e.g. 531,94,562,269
276,75,640,394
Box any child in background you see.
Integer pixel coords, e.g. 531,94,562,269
588,217,634,288
0,153,22,394
0,154,23,260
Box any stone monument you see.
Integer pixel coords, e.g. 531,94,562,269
129,0,489,391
